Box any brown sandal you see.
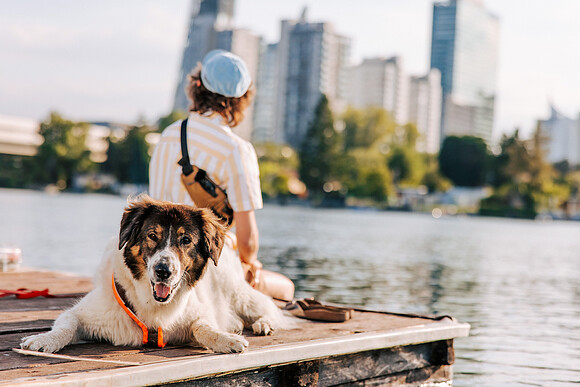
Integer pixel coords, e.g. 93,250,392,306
283,298,354,322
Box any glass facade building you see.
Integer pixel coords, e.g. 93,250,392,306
430,0,499,144
173,0,234,113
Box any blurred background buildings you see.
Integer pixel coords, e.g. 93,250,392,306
169,0,501,155
430,0,499,145
2,0,580,180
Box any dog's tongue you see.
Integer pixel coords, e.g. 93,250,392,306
154,283,171,299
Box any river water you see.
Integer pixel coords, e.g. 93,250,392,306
1,188,579,386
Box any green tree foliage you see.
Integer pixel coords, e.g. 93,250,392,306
298,95,341,201
157,111,188,132
386,123,424,186
439,136,490,187
481,126,569,218
31,112,94,189
421,154,452,193
255,142,300,199
103,125,151,184
342,106,396,152
0,155,31,187
338,149,392,202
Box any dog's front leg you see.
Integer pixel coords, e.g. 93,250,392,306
192,322,248,353
20,310,80,353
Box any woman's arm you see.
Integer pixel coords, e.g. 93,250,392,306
234,210,259,265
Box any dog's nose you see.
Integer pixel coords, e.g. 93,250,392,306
154,263,171,281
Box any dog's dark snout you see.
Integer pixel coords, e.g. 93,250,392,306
154,263,171,281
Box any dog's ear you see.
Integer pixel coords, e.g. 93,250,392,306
119,201,151,250
199,209,226,266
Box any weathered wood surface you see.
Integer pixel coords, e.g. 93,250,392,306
0,270,469,386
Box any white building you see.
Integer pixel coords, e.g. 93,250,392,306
431,0,500,145
277,9,351,148
0,115,42,156
252,43,282,143
408,69,442,154
216,28,261,141
348,57,409,125
538,106,580,165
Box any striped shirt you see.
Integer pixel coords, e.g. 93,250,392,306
149,113,263,212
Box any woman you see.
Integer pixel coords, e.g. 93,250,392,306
149,49,294,302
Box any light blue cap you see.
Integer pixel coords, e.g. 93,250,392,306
200,50,251,98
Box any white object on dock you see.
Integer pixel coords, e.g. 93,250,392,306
0,247,21,272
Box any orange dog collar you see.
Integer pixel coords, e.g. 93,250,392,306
112,274,166,348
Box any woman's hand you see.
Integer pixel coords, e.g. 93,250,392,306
245,259,263,288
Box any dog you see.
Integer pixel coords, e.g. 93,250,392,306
21,196,288,354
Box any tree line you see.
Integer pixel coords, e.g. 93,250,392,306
1,98,578,219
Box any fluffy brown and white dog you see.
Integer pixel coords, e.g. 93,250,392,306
21,196,288,354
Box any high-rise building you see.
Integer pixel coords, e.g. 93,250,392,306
430,0,499,144
408,69,442,154
252,43,282,143
348,56,409,125
277,9,351,148
173,0,234,113
173,0,260,141
538,106,580,165
215,28,261,141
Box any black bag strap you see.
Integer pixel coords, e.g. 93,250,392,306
178,118,194,176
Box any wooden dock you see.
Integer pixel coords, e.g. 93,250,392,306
0,269,469,386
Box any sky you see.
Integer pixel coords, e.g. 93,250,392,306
1,0,579,141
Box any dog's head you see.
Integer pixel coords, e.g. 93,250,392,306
118,196,226,303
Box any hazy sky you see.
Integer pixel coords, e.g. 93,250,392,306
1,0,579,141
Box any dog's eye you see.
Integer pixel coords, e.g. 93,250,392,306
180,236,192,246
148,233,159,242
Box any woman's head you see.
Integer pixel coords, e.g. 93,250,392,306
186,50,254,128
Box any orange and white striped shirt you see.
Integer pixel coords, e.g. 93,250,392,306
149,113,263,212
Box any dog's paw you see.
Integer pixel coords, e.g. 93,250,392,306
252,318,274,336
211,332,249,354
20,332,67,353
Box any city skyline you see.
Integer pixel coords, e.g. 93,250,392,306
431,0,499,144
1,0,579,143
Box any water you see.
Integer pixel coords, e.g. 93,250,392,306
1,189,579,386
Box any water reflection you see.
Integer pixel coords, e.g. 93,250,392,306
257,204,580,386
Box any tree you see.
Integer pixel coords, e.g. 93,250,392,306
298,95,341,202
386,123,423,185
103,125,151,184
481,126,569,218
420,154,452,193
255,143,301,199
338,148,392,202
157,111,188,132
439,136,490,187
341,106,396,152
31,112,93,189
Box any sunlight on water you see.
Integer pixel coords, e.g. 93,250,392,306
1,189,579,386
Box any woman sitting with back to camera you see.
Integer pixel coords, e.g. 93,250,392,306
149,49,294,302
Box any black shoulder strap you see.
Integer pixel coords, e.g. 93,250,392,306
178,118,194,176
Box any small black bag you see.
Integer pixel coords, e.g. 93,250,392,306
177,119,234,228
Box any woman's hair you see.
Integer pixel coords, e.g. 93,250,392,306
186,64,254,128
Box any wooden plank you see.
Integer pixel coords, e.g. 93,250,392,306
0,297,81,313
153,344,454,387
0,310,66,325
0,270,469,386
3,321,469,386
0,320,53,335
0,270,92,295
348,365,452,386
